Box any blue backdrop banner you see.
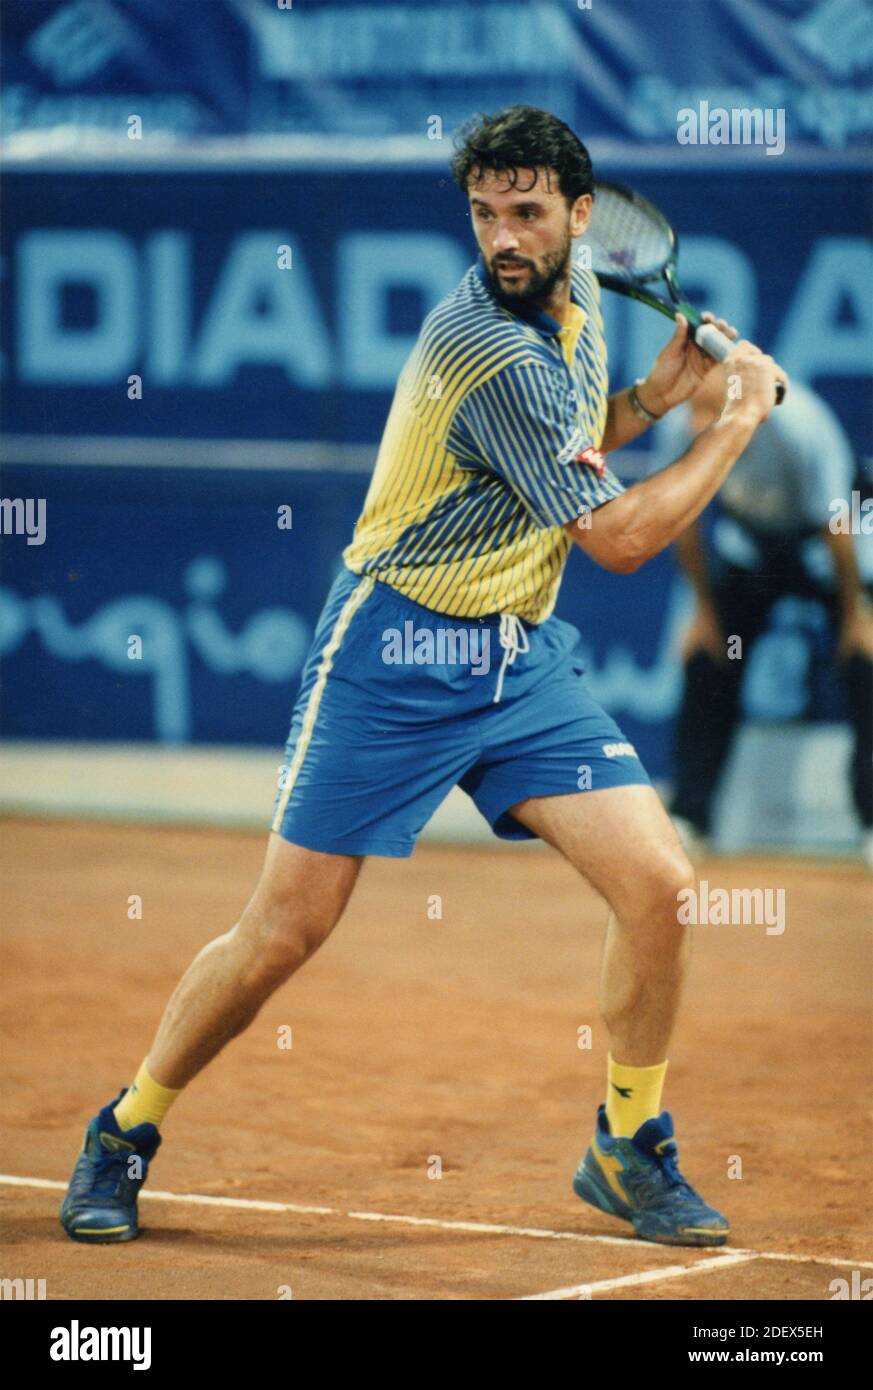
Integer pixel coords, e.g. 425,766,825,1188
2,165,871,449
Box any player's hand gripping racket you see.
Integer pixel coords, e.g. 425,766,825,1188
576,180,785,405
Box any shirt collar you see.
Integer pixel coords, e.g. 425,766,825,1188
473,254,572,338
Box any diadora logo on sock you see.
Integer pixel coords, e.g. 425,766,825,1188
50,1321,152,1370
610,1083,633,1099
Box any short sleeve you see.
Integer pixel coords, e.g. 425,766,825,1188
449,361,624,528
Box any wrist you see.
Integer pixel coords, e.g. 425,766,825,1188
628,378,667,419
633,377,668,420
719,398,764,430
717,402,762,438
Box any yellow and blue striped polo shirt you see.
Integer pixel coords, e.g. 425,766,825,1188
342,255,624,623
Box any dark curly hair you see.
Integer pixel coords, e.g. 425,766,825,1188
450,106,594,206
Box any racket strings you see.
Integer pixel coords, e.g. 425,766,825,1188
576,187,674,283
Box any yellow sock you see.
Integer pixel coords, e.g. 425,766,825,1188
113,1059,182,1131
605,1054,668,1138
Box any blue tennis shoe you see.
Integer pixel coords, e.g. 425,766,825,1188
573,1105,729,1246
60,1091,161,1243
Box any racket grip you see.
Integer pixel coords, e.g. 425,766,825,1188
693,321,785,405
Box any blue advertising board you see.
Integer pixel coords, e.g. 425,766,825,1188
2,165,871,445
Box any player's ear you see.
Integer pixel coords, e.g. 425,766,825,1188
570,193,593,237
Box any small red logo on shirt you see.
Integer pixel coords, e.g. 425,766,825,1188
575,446,606,477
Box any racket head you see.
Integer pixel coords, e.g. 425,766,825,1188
578,181,786,407
575,180,679,290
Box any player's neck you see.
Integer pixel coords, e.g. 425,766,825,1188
544,291,571,325
517,286,568,329
533,267,573,326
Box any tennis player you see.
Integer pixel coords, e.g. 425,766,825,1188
61,107,785,1249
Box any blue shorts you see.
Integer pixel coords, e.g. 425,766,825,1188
272,565,650,857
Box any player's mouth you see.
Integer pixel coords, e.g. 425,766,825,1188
496,260,529,277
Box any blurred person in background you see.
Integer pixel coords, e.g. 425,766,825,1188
662,372,873,866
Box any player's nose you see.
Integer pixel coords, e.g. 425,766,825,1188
492,224,520,252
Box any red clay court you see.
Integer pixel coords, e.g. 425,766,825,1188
1,817,870,1301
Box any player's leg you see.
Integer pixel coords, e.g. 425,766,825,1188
510,783,691,1066
145,833,363,1089
509,783,728,1245
60,835,362,1243
60,566,493,1243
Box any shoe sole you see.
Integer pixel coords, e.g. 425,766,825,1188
60,1218,138,1244
573,1163,729,1247
638,1229,729,1247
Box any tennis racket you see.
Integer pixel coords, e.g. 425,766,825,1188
576,180,785,405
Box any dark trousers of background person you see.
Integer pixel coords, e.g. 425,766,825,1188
670,553,873,838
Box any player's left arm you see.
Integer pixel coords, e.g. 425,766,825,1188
823,527,873,661
601,312,738,454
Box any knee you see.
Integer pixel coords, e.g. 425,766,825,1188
238,898,331,984
629,849,696,943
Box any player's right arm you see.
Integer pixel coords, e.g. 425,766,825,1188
565,343,785,575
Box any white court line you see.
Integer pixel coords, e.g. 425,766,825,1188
344,1207,652,1249
2,1174,871,1271
516,1253,759,1300
0,1175,660,1254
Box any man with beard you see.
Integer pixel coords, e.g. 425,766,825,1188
61,106,784,1250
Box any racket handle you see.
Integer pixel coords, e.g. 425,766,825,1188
693,321,785,405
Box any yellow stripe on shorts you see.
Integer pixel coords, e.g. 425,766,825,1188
271,575,376,833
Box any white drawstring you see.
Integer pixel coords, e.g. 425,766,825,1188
492,613,530,704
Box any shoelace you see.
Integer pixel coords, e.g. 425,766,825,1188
492,613,530,704
72,1142,132,1200
620,1140,695,1206
648,1145,697,1199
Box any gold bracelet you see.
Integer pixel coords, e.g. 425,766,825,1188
628,379,664,423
